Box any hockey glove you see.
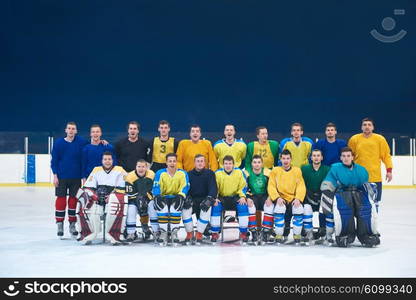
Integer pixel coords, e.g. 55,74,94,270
183,196,193,210
200,196,216,212
137,195,149,215
153,195,166,211
173,195,185,211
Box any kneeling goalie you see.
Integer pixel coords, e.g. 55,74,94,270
320,147,380,247
76,151,127,245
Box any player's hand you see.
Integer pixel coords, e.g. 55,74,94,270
101,139,109,145
265,198,273,207
214,199,221,206
277,198,285,206
292,199,301,208
53,175,59,187
247,198,254,207
238,197,247,205
386,171,393,183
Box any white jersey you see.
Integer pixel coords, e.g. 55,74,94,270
84,166,126,193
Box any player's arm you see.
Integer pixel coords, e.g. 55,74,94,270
245,142,253,171
267,169,281,201
347,136,356,154
208,171,218,198
294,169,306,202
208,142,219,171
114,172,126,194
173,139,179,153
380,136,393,179
152,170,163,196
270,140,280,167
176,141,184,170
178,170,190,198
237,170,248,198
81,146,89,180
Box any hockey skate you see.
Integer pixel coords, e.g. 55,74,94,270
195,232,203,246
239,232,249,246
125,232,138,243
274,234,286,245
249,230,259,246
260,228,275,245
324,233,335,247
302,231,314,246
184,231,194,246
293,234,302,246
140,224,153,242
57,222,64,239
69,222,78,239
171,228,180,247
210,233,219,245
360,234,380,248
157,230,168,247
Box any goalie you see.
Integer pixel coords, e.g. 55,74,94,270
320,147,380,247
76,151,127,245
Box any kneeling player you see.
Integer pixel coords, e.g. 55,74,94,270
301,149,330,244
76,152,127,245
182,154,218,245
244,155,271,244
211,155,249,244
320,147,379,247
125,159,155,242
152,153,190,246
264,149,306,245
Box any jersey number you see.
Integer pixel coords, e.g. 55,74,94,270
160,144,167,154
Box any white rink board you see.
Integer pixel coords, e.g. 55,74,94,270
0,187,415,277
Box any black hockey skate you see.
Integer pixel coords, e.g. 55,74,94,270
57,222,64,239
69,222,78,239
240,232,249,246
359,234,380,248
126,232,139,243
171,228,180,247
157,230,168,247
249,230,259,246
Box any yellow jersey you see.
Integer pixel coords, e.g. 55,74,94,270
268,166,306,203
176,139,218,172
152,168,190,198
214,138,247,168
348,133,393,182
215,168,247,198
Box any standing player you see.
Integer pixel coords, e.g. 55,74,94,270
279,122,313,168
176,125,218,171
213,124,246,169
82,124,117,182
245,126,279,171
115,121,152,231
264,149,306,245
348,118,393,211
151,120,179,172
152,153,190,246
76,152,127,245
115,121,152,172
51,122,88,238
124,159,155,242
313,123,347,166
210,155,249,244
244,155,271,244
182,154,218,245
320,147,379,247
301,149,330,244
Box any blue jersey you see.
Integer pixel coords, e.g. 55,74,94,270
313,139,347,166
82,143,118,178
321,162,368,192
51,136,88,179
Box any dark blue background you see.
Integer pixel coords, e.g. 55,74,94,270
1,0,415,134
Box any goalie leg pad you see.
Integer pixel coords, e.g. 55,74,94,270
105,192,128,243
333,191,355,247
76,188,101,242
354,189,379,246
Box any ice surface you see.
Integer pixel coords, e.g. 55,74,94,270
0,187,415,277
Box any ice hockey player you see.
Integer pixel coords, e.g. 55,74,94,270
301,149,330,245
244,155,271,245
320,147,380,248
213,124,246,169
151,120,179,172
76,151,127,245
152,153,190,246
211,155,249,244
245,126,279,171
266,149,306,245
124,159,155,242
182,154,218,245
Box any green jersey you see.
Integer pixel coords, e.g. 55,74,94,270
301,164,331,193
244,168,271,195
